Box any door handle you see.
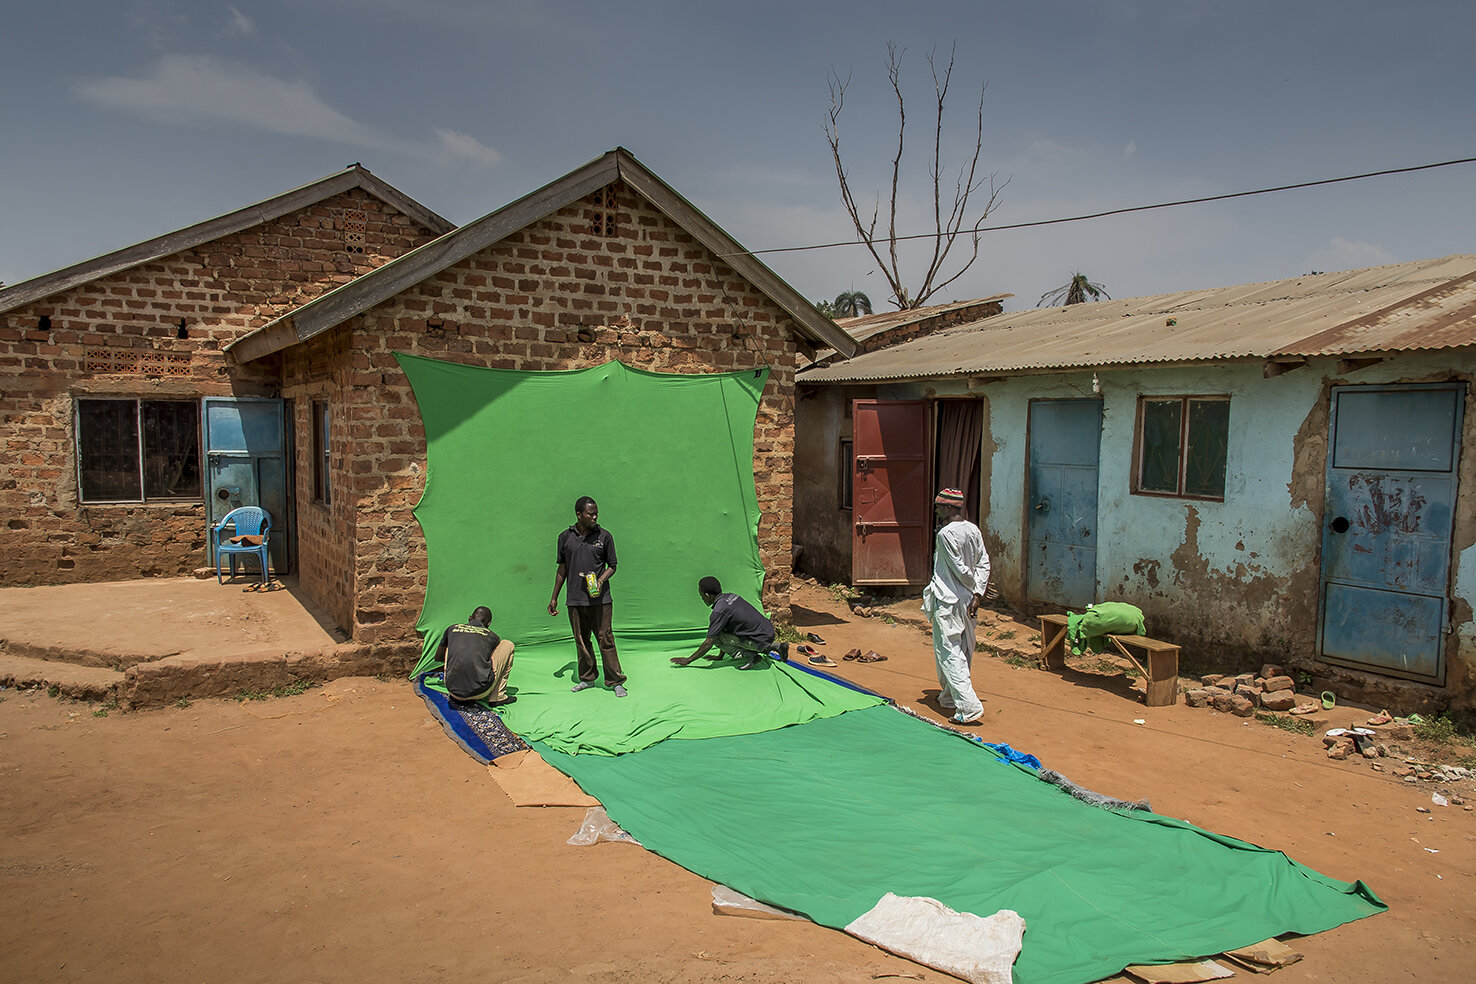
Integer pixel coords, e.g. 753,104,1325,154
1035,497,1051,514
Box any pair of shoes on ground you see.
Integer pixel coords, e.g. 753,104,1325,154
571,681,627,697
842,649,886,663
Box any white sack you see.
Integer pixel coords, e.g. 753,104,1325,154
845,892,1025,984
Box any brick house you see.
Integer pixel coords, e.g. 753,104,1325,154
8,148,853,658
0,166,453,590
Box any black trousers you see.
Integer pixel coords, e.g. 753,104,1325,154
568,603,625,685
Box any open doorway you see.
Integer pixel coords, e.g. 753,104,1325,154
934,399,983,522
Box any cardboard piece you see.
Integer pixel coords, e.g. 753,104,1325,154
1124,959,1235,983
486,750,600,807
1224,937,1303,972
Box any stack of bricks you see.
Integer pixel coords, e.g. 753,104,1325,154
281,183,798,647
0,189,442,586
1182,663,1313,716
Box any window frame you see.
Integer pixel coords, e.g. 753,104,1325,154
838,437,853,510
312,400,332,505
75,397,203,504
1131,394,1230,501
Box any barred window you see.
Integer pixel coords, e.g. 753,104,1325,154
1134,396,1230,499
77,399,201,502
313,400,332,505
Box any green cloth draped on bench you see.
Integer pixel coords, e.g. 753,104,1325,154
1066,602,1147,655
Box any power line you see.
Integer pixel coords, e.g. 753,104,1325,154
733,155,1476,257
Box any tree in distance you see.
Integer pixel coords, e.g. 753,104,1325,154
1038,273,1110,307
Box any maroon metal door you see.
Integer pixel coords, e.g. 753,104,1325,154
852,399,931,585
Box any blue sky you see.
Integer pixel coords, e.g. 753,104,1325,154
3,1,1472,312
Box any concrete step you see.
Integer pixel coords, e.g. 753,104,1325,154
0,651,125,702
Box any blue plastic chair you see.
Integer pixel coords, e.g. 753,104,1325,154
213,506,272,585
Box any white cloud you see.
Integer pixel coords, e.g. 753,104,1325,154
225,6,256,37
1123,139,1136,159
74,55,403,152
433,128,504,166
1306,236,1396,274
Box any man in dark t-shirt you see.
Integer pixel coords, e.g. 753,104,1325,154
436,606,516,705
548,495,627,696
672,575,786,671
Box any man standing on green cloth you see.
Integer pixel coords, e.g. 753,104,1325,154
549,496,628,697
922,487,990,724
672,575,788,671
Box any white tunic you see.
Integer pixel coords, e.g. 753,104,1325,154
922,519,991,722
922,520,991,614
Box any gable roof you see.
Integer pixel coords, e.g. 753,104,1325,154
799,254,1476,383
0,165,454,316
225,148,857,363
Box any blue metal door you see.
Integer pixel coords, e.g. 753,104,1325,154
1319,384,1463,683
203,398,291,575
1027,399,1102,607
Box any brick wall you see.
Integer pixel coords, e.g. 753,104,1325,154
856,299,1005,353
282,329,357,632
278,182,799,645
0,189,442,585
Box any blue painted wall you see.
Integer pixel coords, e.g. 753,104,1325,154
907,352,1475,707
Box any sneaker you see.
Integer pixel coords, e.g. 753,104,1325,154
775,642,790,662
738,657,762,670
570,681,594,693
951,709,984,725
612,684,628,698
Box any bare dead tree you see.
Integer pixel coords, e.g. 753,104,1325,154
825,43,1006,309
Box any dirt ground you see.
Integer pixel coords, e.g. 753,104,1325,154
2,580,1473,984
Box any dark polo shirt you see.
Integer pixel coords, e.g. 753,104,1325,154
442,622,501,701
557,524,616,606
708,592,774,650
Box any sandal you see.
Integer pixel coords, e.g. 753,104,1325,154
856,651,887,663
1288,703,1319,716
1367,709,1393,726
842,648,863,661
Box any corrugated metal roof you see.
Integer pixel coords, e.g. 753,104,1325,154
800,255,1476,383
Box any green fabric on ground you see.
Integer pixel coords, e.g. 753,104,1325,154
398,354,770,678
537,706,1383,984
466,639,883,755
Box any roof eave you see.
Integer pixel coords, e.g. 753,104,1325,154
0,166,453,317
230,148,857,363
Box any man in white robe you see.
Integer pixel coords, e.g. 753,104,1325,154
921,487,991,724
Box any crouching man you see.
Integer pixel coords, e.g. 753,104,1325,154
671,576,788,671
437,606,516,706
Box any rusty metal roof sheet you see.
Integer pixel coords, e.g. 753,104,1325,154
800,255,1476,383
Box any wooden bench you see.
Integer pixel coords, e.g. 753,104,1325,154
1039,613,1180,707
